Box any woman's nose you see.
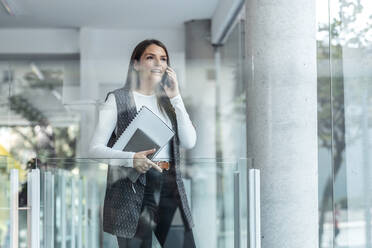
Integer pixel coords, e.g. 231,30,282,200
154,57,161,65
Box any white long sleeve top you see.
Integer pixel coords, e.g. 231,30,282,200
89,91,196,167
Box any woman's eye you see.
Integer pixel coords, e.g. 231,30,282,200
161,58,167,61
146,56,153,59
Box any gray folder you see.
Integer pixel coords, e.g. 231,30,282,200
123,128,161,159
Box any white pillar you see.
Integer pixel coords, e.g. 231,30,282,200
245,0,318,247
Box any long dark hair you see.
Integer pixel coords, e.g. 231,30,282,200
124,39,175,119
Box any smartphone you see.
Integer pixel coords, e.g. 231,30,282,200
161,68,171,88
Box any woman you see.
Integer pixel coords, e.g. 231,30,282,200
89,39,197,247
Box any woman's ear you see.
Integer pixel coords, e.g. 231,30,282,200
133,60,139,71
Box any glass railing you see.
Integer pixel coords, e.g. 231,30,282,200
1,157,258,248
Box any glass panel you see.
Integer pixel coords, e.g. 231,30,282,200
0,155,27,248
0,59,80,162
31,157,251,248
0,3,249,248
218,17,247,248
218,19,247,160
317,0,335,247
329,0,372,247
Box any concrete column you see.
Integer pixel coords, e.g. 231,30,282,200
245,1,318,247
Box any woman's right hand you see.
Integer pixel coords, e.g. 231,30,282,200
133,148,163,173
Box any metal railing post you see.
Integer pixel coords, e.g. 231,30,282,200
78,179,83,248
10,169,19,248
28,169,40,248
71,177,77,248
247,166,261,248
234,171,241,248
44,171,55,248
84,179,88,248
61,171,67,248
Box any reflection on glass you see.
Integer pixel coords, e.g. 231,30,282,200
40,158,242,247
319,0,372,247
0,13,250,248
0,59,80,165
217,18,246,248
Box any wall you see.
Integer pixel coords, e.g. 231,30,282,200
0,28,79,54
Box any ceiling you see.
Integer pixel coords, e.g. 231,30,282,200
0,0,219,29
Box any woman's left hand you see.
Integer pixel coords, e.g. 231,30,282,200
162,67,180,98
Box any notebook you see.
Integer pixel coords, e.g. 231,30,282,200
123,129,160,159
112,106,175,159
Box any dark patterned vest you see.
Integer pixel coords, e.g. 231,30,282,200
102,87,194,238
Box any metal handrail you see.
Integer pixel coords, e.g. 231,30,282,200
234,171,241,248
10,169,18,248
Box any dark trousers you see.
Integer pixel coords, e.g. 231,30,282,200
117,168,196,248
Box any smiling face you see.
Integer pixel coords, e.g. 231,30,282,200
134,44,168,86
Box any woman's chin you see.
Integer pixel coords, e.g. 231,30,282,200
149,77,162,85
